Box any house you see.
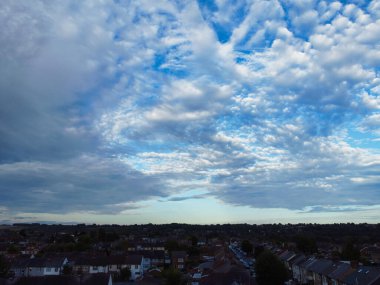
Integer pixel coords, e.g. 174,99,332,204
213,246,226,264
327,262,354,285
7,273,112,285
291,254,306,282
81,273,113,285
320,262,342,285
199,266,250,285
307,259,333,285
151,243,165,251
11,256,68,277
135,272,162,285
137,250,165,271
149,251,165,268
171,251,187,270
104,255,127,275
70,254,143,281
125,255,144,280
19,243,38,256
127,242,165,252
298,257,317,284
342,266,380,285
278,250,297,270
72,256,109,274
9,276,78,285
10,256,30,277
288,256,380,285
361,246,380,264
191,272,202,285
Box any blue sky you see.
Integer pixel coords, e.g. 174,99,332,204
1,0,380,224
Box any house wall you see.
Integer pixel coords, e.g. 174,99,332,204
129,264,143,280
74,265,90,274
153,246,165,251
300,268,314,284
28,267,44,276
151,258,164,267
321,275,329,285
142,257,150,271
300,268,307,284
313,272,323,285
108,264,122,273
12,267,26,277
43,267,60,275
173,258,185,270
89,265,108,274
292,265,302,282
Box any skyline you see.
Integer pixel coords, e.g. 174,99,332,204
1,0,380,225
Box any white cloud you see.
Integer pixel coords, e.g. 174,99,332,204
362,113,380,129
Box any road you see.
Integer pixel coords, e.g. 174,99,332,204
228,244,257,285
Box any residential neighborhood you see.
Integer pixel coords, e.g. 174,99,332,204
0,223,379,285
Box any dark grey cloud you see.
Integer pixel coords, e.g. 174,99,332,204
162,194,208,202
0,1,107,162
0,1,178,217
0,155,166,214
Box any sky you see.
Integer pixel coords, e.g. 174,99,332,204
0,0,380,225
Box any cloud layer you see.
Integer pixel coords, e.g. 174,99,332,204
0,0,380,222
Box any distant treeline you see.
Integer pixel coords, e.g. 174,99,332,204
7,222,380,245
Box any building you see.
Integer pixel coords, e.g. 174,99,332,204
171,251,187,270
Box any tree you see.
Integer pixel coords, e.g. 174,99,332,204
7,244,20,255
189,235,198,246
19,229,27,238
98,228,106,242
162,268,186,285
341,242,360,261
241,240,253,255
165,240,180,252
254,245,265,259
75,235,91,251
295,235,317,254
255,250,288,285
120,267,131,281
62,265,73,275
0,255,10,278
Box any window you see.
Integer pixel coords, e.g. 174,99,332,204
93,266,98,270
46,268,51,272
